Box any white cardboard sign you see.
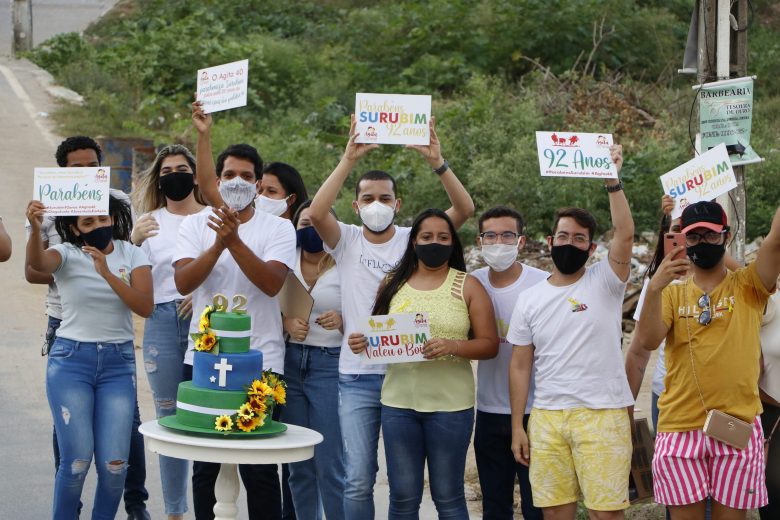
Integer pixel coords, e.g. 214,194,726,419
358,312,432,365
535,131,618,179
354,93,431,145
34,167,111,216
660,143,737,219
197,59,249,114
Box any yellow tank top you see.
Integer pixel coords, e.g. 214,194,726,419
381,268,474,412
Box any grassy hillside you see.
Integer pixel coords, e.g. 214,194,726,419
28,0,780,239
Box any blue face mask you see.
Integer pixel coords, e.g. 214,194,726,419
296,226,324,253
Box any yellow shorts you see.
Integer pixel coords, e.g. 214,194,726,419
528,407,632,511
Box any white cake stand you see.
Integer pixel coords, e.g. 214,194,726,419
139,420,323,520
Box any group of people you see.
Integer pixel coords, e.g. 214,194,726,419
8,97,780,520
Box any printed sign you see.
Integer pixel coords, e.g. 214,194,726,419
535,132,618,179
358,312,431,365
33,167,111,216
354,93,431,145
699,76,761,166
196,59,249,114
660,143,737,219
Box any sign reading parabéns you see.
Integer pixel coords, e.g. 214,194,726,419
34,167,111,216
358,312,431,365
354,93,431,146
535,132,618,179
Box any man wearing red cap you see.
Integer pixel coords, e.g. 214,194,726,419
637,200,780,519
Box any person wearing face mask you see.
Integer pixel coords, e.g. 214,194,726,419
24,135,152,520
348,208,498,519
130,144,207,520
25,195,153,520
308,115,474,519
256,162,308,221
636,200,780,519
470,206,546,520
278,200,346,519
184,102,297,520
508,145,636,520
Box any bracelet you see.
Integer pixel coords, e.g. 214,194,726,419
605,181,624,193
609,255,632,265
432,159,449,176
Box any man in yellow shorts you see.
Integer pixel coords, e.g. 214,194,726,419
508,145,635,520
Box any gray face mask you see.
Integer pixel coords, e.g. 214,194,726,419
219,177,257,211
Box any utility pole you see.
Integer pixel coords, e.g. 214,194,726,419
12,0,33,56
698,0,749,263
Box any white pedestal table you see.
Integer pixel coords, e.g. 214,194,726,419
139,420,323,520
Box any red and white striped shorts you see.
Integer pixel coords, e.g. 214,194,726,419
652,417,767,509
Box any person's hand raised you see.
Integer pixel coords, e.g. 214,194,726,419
610,144,623,174
406,116,444,168
191,96,213,135
649,247,691,292
342,114,379,163
26,200,46,229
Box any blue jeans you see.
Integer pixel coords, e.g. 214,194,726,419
382,405,474,520
338,373,384,520
281,343,345,520
47,337,137,520
142,301,190,515
474,411,542,520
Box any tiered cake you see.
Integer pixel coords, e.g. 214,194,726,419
160,308,286,436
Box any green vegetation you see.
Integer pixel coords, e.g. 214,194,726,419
27,0,779,239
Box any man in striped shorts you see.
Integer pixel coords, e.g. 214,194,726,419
637,200,780,518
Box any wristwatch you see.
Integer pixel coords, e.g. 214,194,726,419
605,181,624,193
432,160,449,176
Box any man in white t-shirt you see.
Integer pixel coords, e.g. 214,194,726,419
308,115,474,519
23,136,151,520
175,123,296,518
471,206,546,520
508,145,635,520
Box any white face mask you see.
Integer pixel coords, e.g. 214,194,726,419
256,194,290,217
481,243,518,272
359,200,396,233
219,177,257,211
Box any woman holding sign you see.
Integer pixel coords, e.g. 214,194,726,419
132,144,206,520
281,199,346,519
25,195,153,520
348,208,498,519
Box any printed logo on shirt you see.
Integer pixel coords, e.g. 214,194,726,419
496,318,509,343
677,295,735,321
359,253,397,273
118,267,129,284
567,297,588,313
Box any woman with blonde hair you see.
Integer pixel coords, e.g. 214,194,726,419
131,144,207,520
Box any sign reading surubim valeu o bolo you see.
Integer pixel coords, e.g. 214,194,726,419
354,93,431,145
358,312,432,365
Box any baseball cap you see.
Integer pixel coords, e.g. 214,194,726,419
680,200,728,234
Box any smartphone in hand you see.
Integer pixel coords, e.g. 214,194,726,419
663,232,687,261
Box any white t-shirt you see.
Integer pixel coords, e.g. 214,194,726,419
140,206,209,304
760,292,780,402
52,240,150,343
324,222,411,374
634,277,667,397
173,208,296,373
507,259,634,410
26,188,133,319
472,264,549,415
292,248,343,347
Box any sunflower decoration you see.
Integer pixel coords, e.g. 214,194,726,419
236,414,264,432
215,415,233,432
263,370,287,405
191,305,219,354
249,379,274,398
248,395,267,415
237,403,255,419
198,305,216,332
195,331,217,352
272,382,287,405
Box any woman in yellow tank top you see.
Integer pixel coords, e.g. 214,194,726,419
349,208,498,519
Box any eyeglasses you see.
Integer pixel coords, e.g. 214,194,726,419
698,293,712,326
553,233,590,246
479,231,520,245
685,230,726,247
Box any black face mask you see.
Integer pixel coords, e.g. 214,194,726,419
159,171,195,201
81,225,113,250
550,244,590,275
414,243,452,268
687,243,726,269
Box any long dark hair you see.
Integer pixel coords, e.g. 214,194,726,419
644,213,672,280
372,208,466,315
55,194,134,246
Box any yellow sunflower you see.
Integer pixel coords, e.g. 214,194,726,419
264,372,280,388
196,332,217,352
248,395,267,415
215,415,233,432
249,379,273,397
237,403,255,419
198,317,210,333
272,384,286,405
236,414,264,432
